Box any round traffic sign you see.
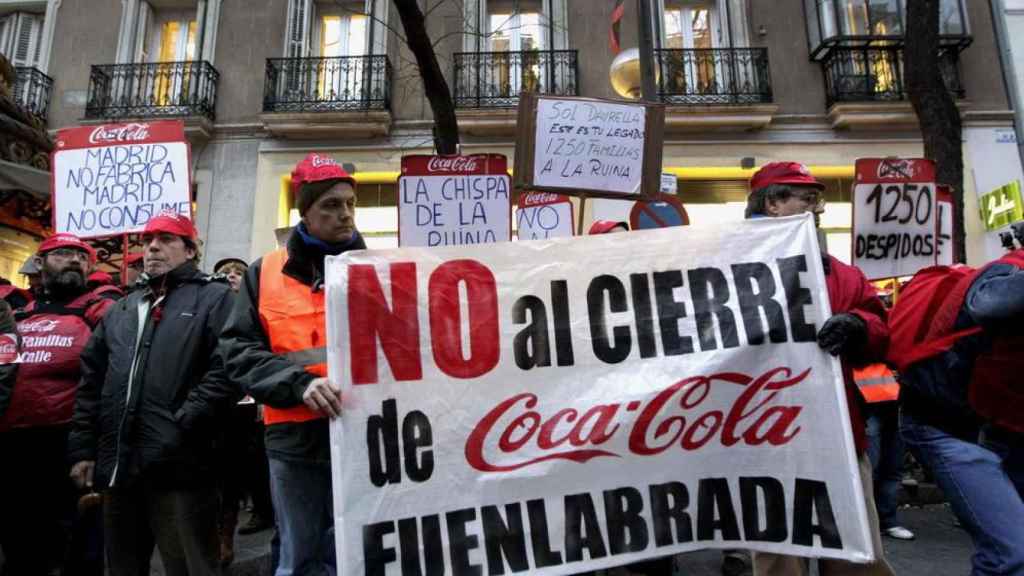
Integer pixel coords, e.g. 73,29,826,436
629,194,689,230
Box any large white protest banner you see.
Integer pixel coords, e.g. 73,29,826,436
852,158,938,280
52,121,192,238
325,214,874,576
398,154,511,247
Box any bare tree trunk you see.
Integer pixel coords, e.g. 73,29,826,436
392,0,460,154
905,0,966,263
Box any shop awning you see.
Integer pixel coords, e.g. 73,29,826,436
0,160,50,200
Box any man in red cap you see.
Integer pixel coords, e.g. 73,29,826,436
0,233,116,575
69,212,236,576
220,153,364,575
745,163,895,576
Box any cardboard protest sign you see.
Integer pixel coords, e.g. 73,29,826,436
325,214,875,576
517,192,574,240
398,155,511,247
853,158,938,280
52,121,191,238
513,93,664,198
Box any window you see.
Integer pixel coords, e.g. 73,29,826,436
807,0,969,58
317,12,368,98
660,0,727,96
487,0,544,95
0,12,44,67
115,0,220,64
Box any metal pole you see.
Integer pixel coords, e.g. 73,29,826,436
636,0,657,101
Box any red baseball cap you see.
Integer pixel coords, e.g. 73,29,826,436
749,162,824,192
588,220,629,235
290,153,356,197
38,233,96,262
143,211,197,240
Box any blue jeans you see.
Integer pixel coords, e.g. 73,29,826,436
865,402,904,529
268,458,336,576
901,412,1024,576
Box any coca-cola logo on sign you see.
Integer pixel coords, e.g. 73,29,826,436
0,334,18,364
88,123,151,145
426,156,480,173
464,367,808,473
311,154,338,168
876,159,917,180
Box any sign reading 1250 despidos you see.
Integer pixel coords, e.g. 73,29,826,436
852,158,938,280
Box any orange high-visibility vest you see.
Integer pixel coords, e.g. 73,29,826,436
258,249,327,426
853,363,900,404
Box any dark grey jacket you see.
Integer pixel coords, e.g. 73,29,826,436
68,262,235,489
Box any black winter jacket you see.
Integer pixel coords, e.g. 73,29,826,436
68,262,235,489
219,229,365,464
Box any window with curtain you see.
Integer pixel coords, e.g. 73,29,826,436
154,18,197,106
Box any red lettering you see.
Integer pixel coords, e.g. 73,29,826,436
348,263,422,385
428,260,499,379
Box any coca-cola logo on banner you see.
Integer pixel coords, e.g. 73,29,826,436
426,156,480,173
0,334,18,364
87,123,152,145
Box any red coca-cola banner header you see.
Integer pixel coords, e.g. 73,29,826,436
517,191,570,209
401,154,508,177
855,158,936,184
55,120,186,150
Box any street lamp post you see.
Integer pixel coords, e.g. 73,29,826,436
636,0,657,102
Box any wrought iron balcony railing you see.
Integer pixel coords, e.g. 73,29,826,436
13,66,54,123
85,61,219,121
654,48,773,105
453,50,579,108
822,47,964,108
263,55,391,113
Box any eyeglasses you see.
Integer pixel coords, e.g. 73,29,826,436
790,190,826,210
47,248,91,261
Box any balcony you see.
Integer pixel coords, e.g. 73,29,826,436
453,50,578,135
653,47,777,132
13,66,53,125
84,61,219,139
822,47,966,129
261,55,392,139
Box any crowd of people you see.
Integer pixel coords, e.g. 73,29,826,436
0,156,1020,576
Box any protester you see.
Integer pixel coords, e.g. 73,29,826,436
87,270,125,300
588,220,628,234
892,248,1024,575
744,162,895,576
0,277,32,310
68,213,235,576
220,153,365,575
856,363,915,540
0,233,115,576
18,254,42,300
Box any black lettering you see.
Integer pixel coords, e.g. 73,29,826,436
551,280,575,366
732,263,787,345
603,486,649,554
650,482,693,546
630,274,658,358
481,504,529,575
398,516,445,576
402,410,433,482
512,296,551,370
526,499,562,567
793,478,842,549
367,399,401,486
688,268,739,351
653,270,694,356
587,275,632,364
776,256,817,342
564,493,609,563
697,478,741,541
363,521,396,576
446,508,482,576
739,477,787,542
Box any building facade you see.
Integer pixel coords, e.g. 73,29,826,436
1,0,1014,268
